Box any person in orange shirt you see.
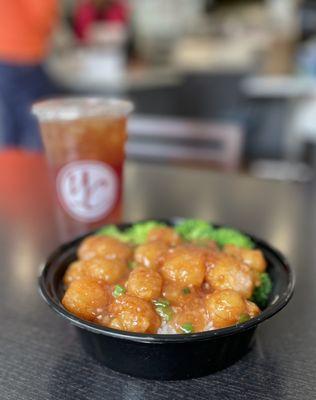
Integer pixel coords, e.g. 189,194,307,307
0,0,59,149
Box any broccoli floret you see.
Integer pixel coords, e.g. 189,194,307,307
175,219,215,241
175,220,254,248
126,221,166,244
96,225,130,242
213,228,254,249
98,219,254,249
97,221,166,244
251,272,272,309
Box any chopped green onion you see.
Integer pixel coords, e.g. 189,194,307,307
153,298,172,321
113,284,126,298
238,314,250,324
153,298,170,308
128,261,137,270
180,323,194,333
182,287,191,295
155,306,173,322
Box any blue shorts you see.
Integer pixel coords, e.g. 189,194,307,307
0,62,59,149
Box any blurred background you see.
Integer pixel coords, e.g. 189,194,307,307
2,0,316,181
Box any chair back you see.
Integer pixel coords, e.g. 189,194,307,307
127,115,244,170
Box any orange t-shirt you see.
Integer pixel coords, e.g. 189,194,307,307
0,0,58,63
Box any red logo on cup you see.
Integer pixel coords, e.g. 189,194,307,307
57,161,118,222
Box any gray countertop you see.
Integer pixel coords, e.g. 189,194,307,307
0,154,315,399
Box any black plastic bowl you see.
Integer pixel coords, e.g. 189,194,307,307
39,220,295,380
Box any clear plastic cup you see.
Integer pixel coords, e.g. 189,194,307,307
32,97,133,241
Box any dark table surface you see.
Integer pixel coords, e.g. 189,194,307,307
0,150,315,400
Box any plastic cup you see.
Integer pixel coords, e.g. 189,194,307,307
32,97,133,241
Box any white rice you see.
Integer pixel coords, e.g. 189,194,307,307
157,321,215,334
158,323,177,334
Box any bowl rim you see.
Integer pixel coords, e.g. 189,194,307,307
39,219,295,344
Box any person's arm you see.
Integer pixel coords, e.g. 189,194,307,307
18,0,58,35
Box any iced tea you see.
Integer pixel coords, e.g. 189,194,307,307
32,98,133,240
